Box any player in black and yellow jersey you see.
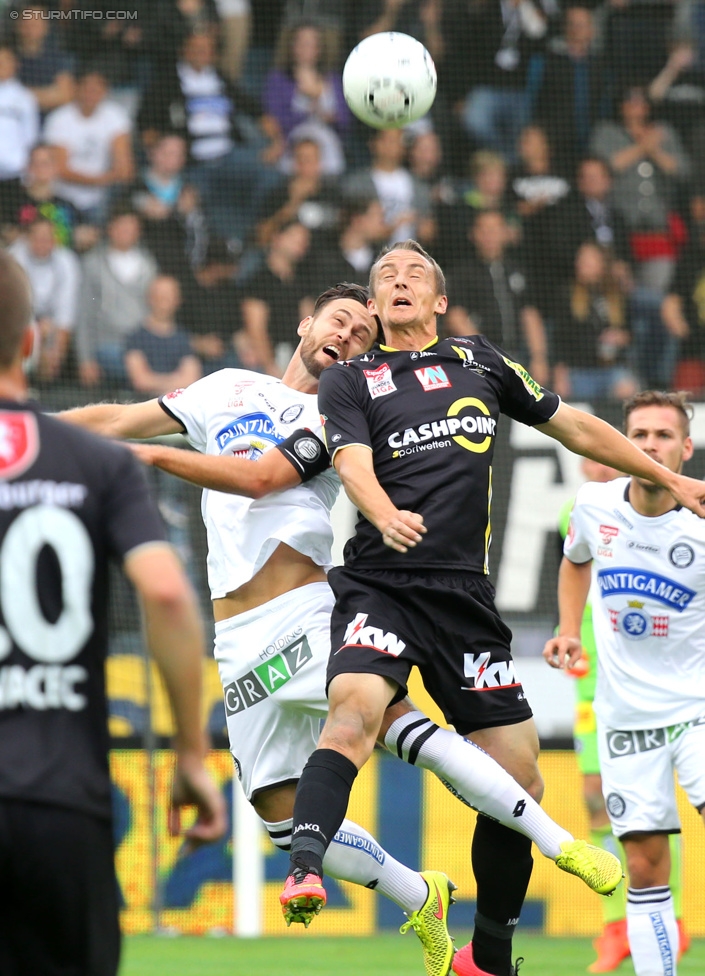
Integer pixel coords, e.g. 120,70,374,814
281,241,705,976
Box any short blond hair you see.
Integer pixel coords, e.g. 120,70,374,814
369,240,446,297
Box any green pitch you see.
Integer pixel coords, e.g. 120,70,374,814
121,932,705,975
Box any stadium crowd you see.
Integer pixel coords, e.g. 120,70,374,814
1,0,705,398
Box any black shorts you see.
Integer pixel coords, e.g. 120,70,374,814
0,799,120,976
327,566,533,736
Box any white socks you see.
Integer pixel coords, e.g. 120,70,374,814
385,710,573,859
263,815,427,913
627,886,678,976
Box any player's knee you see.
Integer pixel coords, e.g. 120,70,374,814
319,709,378,767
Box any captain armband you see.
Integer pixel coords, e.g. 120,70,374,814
276,429,331,482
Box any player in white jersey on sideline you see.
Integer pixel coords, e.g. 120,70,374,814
61,284,620,976
544,390,705,976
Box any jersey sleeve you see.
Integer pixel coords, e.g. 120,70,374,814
158,374,215,452
318,363,372,460
102,445,167,561
493,346,561,426
563,486,593,565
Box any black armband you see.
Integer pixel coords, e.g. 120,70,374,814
276,428,330,482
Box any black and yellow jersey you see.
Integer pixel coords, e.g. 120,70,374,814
318,334,560,574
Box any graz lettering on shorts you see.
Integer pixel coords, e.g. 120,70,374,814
339,612,406,656
388,398,497,458
333,828,386,864
606,716,705,758
463,652,520,691
597,568,695,611
216,412,283,452
258,625,303,661
223,635,313,715
0,664,88,711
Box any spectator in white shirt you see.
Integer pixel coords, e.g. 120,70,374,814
43,69,134,224
9,215,80,383
0,44,40,217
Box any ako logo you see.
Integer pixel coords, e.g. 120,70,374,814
0,412,39,480
340,612,406,657
414,365,452,391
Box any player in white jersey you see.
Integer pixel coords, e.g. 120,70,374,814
544,390,705,976
61,284,621,975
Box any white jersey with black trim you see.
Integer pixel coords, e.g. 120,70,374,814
159,369,337,599
564,477,705,729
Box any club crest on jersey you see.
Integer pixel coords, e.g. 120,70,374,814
597,568,695,611
363,363,397,399
340,612,406,656
669,543,694,568
609,601,669,640
0,411,39,480
414,365,452,391
463,652,521,691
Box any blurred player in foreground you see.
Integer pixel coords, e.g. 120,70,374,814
281,242,705,976
545,391,705,976
0,251,227,976
60,283,621,976
558,458,690,973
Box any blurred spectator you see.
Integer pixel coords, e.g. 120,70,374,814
510,124,570,311
299,193,386,300
604,0,673,94
0,44,39,217
550,156,632,282
255,136,340,247
181,236,245,372
445,208,549,383
648,41,705,147
443,0,548,163
534,5,606,175
550,242,637,401
43,69,134,225
124,275,201,395
348,0,445,64
0,143,81,249
216,0,251,83
661,195,705,394
343,127,435,246
590,86,690,293
9,215,80,383
13,3,75,113
408,129,446,202
76,206,157,386
150,0,221,72
264,19,350,176
130,132,207,287
138,30,283,245
435,149,516,267
240,219,310,374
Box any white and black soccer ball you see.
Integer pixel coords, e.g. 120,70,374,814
342,32,437,130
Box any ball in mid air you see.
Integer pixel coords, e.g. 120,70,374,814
342,32,437,130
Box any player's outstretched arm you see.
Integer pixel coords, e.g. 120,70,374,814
129,440,303,498
124,543,227,849
538,402,705,516
58,398,182,440
334,444,426,553
543,556,591,671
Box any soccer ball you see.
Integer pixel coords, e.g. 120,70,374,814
342,32,437,130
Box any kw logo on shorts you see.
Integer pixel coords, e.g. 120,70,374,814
339,613,406,656
223,635,312,715
606,716,705,758
463,652,521,691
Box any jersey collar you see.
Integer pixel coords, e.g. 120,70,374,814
379,335,440,353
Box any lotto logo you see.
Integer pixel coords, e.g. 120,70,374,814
414,365,452,391
340,612,406,657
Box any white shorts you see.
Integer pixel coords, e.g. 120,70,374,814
597,716,705,837
213,581,333,800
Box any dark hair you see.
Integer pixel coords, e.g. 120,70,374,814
623,390,693,436
108,198,140,223
369,239,446,297
313,282,369,315
0,252,32,369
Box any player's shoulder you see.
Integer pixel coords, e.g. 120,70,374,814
37,408,140,481
575,477,629,511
